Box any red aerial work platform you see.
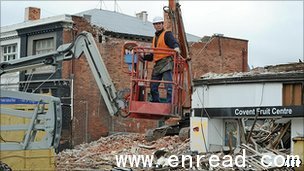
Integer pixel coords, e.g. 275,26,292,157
121,44,191,120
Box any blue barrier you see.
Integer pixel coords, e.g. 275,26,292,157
124,54,138,71
0,97,40,104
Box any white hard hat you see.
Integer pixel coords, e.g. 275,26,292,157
152,16,164,24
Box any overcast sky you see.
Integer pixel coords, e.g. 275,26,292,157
1,1,303,68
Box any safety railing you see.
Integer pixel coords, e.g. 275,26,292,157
123,46,188,120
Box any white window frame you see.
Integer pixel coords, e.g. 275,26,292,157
1,43,18,62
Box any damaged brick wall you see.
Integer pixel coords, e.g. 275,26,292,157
97,38,158,134
61,16,248,146
62,16,112,145
62,16,158,145
190,36,248,79
265,62,304,72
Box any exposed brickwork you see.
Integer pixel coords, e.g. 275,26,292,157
60,16,248,146
61,16,111,145
264,62,304,72
61,28,73,79
24,7,40,21
190,36,248,79
61,16,159,145
97,37,158,134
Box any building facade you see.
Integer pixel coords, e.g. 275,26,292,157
0,24,21,91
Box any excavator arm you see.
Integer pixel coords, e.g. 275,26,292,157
165,0,193,109
0,31,124,116
165,0,190,59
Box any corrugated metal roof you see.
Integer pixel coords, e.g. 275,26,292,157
76,9,201,42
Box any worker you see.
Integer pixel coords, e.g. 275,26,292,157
143,16,180,103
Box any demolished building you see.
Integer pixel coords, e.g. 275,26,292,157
56,63,303,170
191,62,304,169
0,7,249,148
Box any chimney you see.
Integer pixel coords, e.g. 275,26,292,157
136,11,148,23
25,7,41,21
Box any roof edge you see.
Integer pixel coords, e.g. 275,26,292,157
194,71,304,86
1,14,73,33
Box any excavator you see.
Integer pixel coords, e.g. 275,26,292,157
0,31,125,171
0,0,191,170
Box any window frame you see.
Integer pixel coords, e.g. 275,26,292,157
1,43,18,62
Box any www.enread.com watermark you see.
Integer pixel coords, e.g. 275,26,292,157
115,149,302,169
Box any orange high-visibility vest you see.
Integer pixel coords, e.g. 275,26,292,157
152,30,170,62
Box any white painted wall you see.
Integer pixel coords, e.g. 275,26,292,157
291,118,304,154
190,117,208,153
208,118,224,151
192,83,283,108
190,117,225,153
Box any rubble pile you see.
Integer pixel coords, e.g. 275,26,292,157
245,119,291,150
201,62,304,79
201,70,303,80
197,144,294,171
180,119,295,171
56,133,189,170
57,119,299,170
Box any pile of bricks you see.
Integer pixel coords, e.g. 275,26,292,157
56,133,189,170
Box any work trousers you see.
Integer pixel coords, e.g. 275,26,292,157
150,70,173,103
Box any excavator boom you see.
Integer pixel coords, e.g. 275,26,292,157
167,0,190,59
1,32,124,117
166,0,193,108
0,31,125,171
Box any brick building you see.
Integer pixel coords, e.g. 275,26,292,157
190,35,248,79
0,8,248,147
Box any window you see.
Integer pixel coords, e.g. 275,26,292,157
1,44,17,62
31,38,55,73
34,38,54,55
